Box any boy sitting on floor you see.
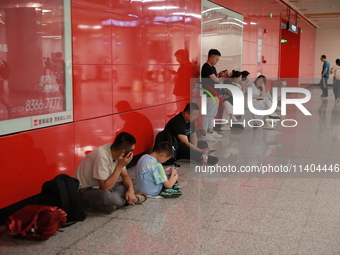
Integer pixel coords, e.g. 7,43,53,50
136,141,182,198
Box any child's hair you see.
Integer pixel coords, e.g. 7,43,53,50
336,59,340,66
154,141,174,158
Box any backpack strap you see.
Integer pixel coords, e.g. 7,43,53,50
64,178,85,221
55,176,70,215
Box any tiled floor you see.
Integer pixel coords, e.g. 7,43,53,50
1,86,340,254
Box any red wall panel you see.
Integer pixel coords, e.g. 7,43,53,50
74,115,114,167
72,6,112,65
0,134,25,208
73,65,113,121
0,124,75,208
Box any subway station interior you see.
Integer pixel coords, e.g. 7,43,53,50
1,0,340,254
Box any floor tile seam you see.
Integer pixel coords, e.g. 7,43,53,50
56,247,118,255
61,217,113,250
293,204,314,252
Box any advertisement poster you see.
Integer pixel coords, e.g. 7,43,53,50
0,0,72,135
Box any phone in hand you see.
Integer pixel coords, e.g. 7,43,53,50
123,149,133,157
166,165,177,175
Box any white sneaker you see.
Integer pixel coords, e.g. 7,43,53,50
220,125,230,131
202,133,216,142
268,112,280,119
263,123,274,130
231,116,238,122
210,131,223,138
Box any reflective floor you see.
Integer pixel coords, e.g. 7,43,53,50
1,86,340,255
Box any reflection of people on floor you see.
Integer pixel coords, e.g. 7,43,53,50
318,98,328,135
331,100,340,140
115,100,154,150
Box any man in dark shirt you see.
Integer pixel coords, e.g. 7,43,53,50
165,102,219,165
201,49,226,142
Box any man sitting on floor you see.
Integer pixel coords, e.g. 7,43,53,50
165,103,219,165
74,132,147,214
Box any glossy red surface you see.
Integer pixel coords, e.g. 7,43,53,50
74,115,114,167
142,21,168,65
20,124,75,196
112,111,146,155
73,65,113,121
279,27,301,85
0,0,317,210
72,0,111,12
112,65,143,113
142,105,166,151
72,6,112,65
0,134,24,208
112,13,143,65
0,124,75,208
142,65,166,107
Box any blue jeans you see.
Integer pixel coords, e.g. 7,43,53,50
319,77,328,96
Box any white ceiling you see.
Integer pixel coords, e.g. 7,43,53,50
285,0,340,28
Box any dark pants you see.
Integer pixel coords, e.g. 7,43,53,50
177,140,208,162
78,179,139,209
319,77,328,96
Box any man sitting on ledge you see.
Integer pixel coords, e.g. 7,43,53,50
165,103,219,165
75,132,147,214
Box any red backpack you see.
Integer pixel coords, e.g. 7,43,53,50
1,205,67,240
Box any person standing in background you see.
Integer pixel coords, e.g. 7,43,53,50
200,49,226,142
319,55,330,98
331,58,340,102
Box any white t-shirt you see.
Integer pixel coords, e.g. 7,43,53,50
75,143,124,189
331,66,340,80
251,82,262,97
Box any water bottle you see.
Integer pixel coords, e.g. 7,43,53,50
202,148,208,165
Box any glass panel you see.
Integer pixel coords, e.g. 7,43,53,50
0,0,72,135
201,0,243,72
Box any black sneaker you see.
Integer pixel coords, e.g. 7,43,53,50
208,155,219,165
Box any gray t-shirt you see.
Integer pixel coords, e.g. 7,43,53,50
75,143,125,188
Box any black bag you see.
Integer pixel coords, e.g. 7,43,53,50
39,174,86,224
154,129,178,165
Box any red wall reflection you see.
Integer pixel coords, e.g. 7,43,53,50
0,0,67,121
